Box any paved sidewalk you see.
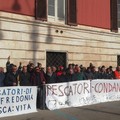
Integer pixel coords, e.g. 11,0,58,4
0,101,120,120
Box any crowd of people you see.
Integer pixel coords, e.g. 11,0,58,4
0,56,120,109
0,57,120,87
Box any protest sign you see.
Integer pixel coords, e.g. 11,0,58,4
0,86,37,117
91,80,120,104
46,80,120,110
46,80,91,110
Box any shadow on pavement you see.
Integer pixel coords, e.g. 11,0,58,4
77,107,120,116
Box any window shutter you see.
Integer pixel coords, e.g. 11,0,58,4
67,0,77,26
35,0,47,21
110,0,118,32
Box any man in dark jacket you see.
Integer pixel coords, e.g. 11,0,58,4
46,66,57,84
57,70,68,83
4,65,19,86
66,68,76,82
31,67,46,109
31,67,46,86
74,67,86,81
106,68,114,79
91,66,100,79
19,66,31,86
99,66,107,79
85,67,94,80
0,67,5,87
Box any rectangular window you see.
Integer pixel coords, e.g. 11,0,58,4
57,0,64,19
118,0,120,27
35,0,77,25
48,0,65,23
48,0,55,16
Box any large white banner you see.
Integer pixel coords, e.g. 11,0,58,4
91,80,120,104
46,80,120,110
46,80,91,110
0,86,37,118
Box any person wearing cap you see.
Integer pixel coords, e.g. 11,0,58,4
57,66,64,76
57,70,68,83
114,66,120,80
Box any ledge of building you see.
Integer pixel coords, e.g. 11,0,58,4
0,11,120,37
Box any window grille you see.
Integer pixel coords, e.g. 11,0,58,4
46,52,67,68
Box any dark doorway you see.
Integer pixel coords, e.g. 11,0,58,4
117,55,120,66
46,51,67,68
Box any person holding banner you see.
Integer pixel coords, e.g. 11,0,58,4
74,67,86,81
19,66,31,86
57,70,68,83
46,66,57,84
85,67,94,80
66,68,76,81
31,67,46,109
91,66,100,79
99,66,107,79
106,68,114,79
57,66,64,76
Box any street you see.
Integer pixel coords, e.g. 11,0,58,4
0,101,120,120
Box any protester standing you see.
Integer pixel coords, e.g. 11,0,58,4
0,67,5,87
4,65,19,86
67,68,76,82
74,67,86,81
19,66,31,86
99,66,107,79
46,66,57,84
31,67,46,109
114,66,120,79
57,70,68,83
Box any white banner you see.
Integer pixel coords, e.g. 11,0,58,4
91,79,120,104
0,86,37,118
46,80,120,110
46,80,91,110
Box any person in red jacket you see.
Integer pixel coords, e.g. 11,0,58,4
57,66,64,76
114,66,120,79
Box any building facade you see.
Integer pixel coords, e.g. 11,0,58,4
0,0,120,69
